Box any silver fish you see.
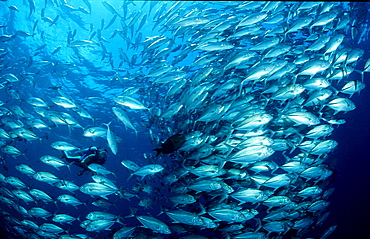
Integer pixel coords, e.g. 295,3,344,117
79,182,118,199
104,122,118,155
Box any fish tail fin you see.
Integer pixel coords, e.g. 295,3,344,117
102,121,112,128
216,156,226,170
199,203,206,215
66,161,74,172
113,169,118,179
153,148,162,157
116,214,124,225
254,217,262,233
125,206,138,218
54,200,59,211
113,199,120,209
354,69,364,82
157,205,168,216
22,149,28,160
67,125,72,135
83,199,89,208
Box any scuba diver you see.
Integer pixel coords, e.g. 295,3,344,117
62,146,108,176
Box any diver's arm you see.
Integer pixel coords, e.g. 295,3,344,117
80,148,90,154
63,151,81,161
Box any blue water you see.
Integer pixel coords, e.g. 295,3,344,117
0,1,369,238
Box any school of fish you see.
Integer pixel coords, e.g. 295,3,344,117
0,1,369,239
